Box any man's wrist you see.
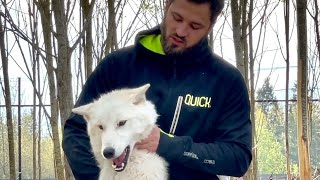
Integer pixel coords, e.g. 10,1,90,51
157,130,187,162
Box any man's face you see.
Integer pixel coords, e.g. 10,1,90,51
161,0,212,55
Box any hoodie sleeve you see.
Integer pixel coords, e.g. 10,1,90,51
62,57,114,180
156,74,252,177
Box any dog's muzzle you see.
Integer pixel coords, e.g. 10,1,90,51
103,146,131,172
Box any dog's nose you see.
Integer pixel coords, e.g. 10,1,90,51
103,147,115,159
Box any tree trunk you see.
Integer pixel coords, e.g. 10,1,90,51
30,3,39,178
0,12,16,180
231,0,245,78
105,0,118,56
33,48,37,180
51,0,75,180
81,0,95,79
231,1,255,179
240,0,249,86
314,0,320,65
247,0,257,178
37,58,42,180
284,0,291,179
231,0,248,84
37,0,66,180
296,0,311,179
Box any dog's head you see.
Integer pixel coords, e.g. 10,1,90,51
72,84,158,172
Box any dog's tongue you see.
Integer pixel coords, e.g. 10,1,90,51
113,152,126,167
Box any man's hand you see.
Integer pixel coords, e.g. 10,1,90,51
135,126,160,152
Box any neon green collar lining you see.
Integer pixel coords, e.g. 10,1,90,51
139,34,165,55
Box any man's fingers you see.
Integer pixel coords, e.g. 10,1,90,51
135,127,160,152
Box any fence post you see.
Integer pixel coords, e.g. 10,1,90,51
18,77,21,180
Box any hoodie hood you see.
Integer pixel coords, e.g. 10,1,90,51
135,25,213,64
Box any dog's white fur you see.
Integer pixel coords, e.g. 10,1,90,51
72,84,168,180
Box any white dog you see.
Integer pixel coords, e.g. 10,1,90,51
72,84,168,180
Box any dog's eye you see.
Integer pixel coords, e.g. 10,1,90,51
98,125,104,130
117,120,127,127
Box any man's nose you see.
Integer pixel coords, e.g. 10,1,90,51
176,24,188,37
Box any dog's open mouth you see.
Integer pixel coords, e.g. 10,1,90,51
111,145,130,172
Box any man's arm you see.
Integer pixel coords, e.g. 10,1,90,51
63,116,100,180
137,74,252,177
62,57,114,180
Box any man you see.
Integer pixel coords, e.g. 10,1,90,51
62,0,252,179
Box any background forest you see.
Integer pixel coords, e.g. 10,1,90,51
0,0,320,180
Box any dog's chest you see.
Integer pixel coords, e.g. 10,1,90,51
101,149,168,180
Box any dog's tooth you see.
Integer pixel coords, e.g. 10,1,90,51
122,163,124,167
112,164,116,169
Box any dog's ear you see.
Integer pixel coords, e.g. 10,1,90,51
132,84,150,105
72,103,92,121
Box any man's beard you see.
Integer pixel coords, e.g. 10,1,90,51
160,23,207,57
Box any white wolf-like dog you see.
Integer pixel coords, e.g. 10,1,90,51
72,84,168,180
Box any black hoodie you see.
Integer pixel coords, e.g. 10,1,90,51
62,26,252,180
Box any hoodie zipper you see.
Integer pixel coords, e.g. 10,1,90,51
169,95,183,134
168,58,182,135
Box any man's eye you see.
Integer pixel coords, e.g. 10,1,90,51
174,18,182,22
98,125,104,130
173,14,182,22
191,24,202,30
117,120,127,127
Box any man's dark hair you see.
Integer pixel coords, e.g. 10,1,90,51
166,0,225,24
187,0,224,24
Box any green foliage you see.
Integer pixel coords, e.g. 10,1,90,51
256,77,281,136
256,108,287,174
0,112,54,179
291,82,297,100
257,77,278,114
288,81,320,167
0,117,9,178
310,102,320,168
256,79,320,174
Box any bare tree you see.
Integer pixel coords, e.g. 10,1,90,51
230,0,282,178
309,0,319,65
231,0,248,84
51,0,89,179
247,0,257,178
296,0,311,179
0,7,16,180
81,0,96,79
1,1,57,179
283,0,291,178
2,0,319,179
105,0,118,56
37,58,42,180
25,1,41,179
37,0,66,179
308,0,320,164
307,1,320,177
